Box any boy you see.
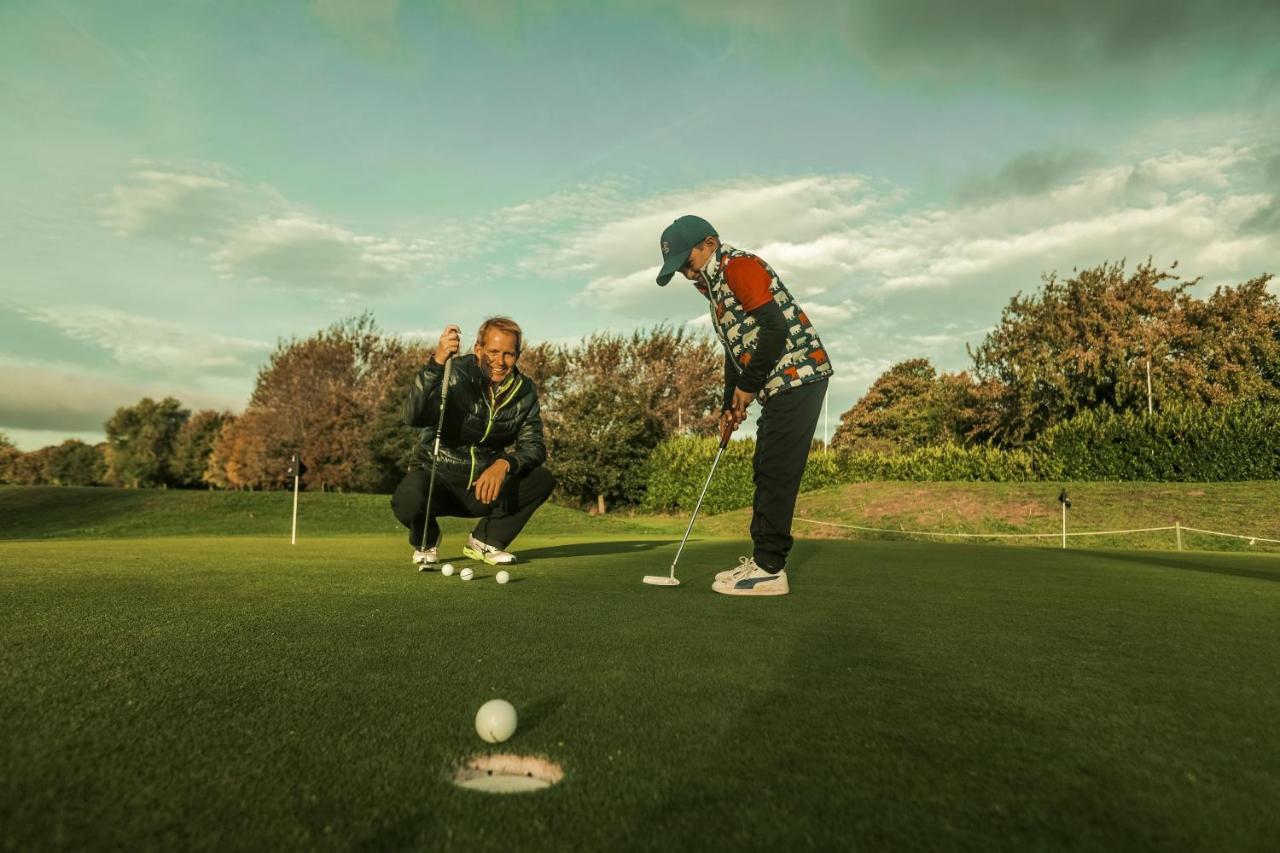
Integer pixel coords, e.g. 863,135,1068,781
655,215,833,596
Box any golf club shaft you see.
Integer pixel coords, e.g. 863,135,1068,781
420,355,454,551
668,428,732,578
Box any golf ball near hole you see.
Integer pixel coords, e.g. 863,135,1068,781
475,699,518,743
496,570,510,584
441,563,455,576
460,567,474,581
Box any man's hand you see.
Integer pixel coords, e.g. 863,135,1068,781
433,325,461,365
473,458,510,504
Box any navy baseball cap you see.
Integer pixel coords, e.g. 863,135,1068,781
655,215,718,286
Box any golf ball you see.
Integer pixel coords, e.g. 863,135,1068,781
460,567,474,581
441,563,455,577
475,699,518,743
496,570,510,585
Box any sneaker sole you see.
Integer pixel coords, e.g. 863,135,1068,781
712,580,790,596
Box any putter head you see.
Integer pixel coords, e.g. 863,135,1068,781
642,575,680,587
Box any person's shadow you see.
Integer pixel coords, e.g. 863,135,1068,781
518,539,674,560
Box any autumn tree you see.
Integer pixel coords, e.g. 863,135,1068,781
104,397,190,487
538,326,721,512
171,410,233,488
0,433,19,484
45,440,106,486
5,446,54,485
832,359,974,452
229,314,420,492
969,260,1280,445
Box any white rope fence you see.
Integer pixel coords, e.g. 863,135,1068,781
793,517,1280,551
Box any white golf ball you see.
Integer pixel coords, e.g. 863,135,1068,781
475,699,518,743
496,570,510,585
441,563,455,577
460,567,474,581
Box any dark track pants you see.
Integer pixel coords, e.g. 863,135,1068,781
751,379,827,571
391,465,556,551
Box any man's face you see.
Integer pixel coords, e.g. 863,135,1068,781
679,238,715,281
474,329,519,384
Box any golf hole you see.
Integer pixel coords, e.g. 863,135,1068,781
452,754,564,794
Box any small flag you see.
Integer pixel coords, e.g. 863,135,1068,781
1057,489,1071,509
286,456,308,479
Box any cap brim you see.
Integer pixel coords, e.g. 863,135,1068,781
656,252,689,286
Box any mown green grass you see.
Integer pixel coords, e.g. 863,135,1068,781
3,532,1279,851
0,486,680,541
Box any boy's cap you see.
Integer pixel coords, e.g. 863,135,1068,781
656,215,718,285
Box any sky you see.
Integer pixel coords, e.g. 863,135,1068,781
2,0,1279,450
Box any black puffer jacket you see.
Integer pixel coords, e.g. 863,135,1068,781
403,354,546,485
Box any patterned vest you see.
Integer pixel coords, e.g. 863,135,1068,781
696,242,834,401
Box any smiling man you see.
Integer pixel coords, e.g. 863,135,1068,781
391,317,554,569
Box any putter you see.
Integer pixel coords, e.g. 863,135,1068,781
419,354,455,562
643,418,734,587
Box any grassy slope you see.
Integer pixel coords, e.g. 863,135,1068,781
702,481,1280,552
2,535,1278,850
4,483,1280,552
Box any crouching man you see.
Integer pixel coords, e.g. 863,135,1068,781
391,317,555,568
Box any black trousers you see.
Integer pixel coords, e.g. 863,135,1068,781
390,465,556,551
751,379,827,571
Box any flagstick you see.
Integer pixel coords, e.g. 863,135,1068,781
291,454,300,546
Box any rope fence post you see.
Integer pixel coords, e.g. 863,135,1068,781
1176,521,1182,552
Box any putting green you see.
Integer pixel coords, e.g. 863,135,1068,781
2,534,1278,850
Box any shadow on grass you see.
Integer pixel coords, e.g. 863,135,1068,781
1097,551,1280,583
518,693,568,736
519,539,674,560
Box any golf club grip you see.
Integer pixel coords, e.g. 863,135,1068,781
718,419,733,448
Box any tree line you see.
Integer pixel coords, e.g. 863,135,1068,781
4,259,1276,505
0,317,722,512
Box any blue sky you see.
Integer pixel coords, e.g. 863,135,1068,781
3,0,1279,449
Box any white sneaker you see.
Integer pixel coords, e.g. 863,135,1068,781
715,556,760,583
462,535,516,565
412,545,439,571
712,558,789,596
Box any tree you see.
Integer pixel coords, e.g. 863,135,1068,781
969,260,1280,445
833,359,974,452
104,397,190,487
538,327,720,511
231,314,417,492
172,410,233,488
45,440,105,486
6,446,54,485
0,433,19,484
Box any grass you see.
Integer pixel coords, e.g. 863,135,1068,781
6,482,1279,552
704,480,1280,552
3,526,1280,850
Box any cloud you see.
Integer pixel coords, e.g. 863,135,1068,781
100,162,436,295
0,360,242,434
310,0,402,58
211,216,435,295
20,306,271,375
659,0,1280,101
100,169,235,238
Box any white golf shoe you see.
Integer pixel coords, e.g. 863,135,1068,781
463,535,516,565
412,545,439,571
715,556,759,583
712,558,790,596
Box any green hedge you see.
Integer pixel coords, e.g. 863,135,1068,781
641,438,1046,513
641,402,1280,512
1037,402,1280,481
